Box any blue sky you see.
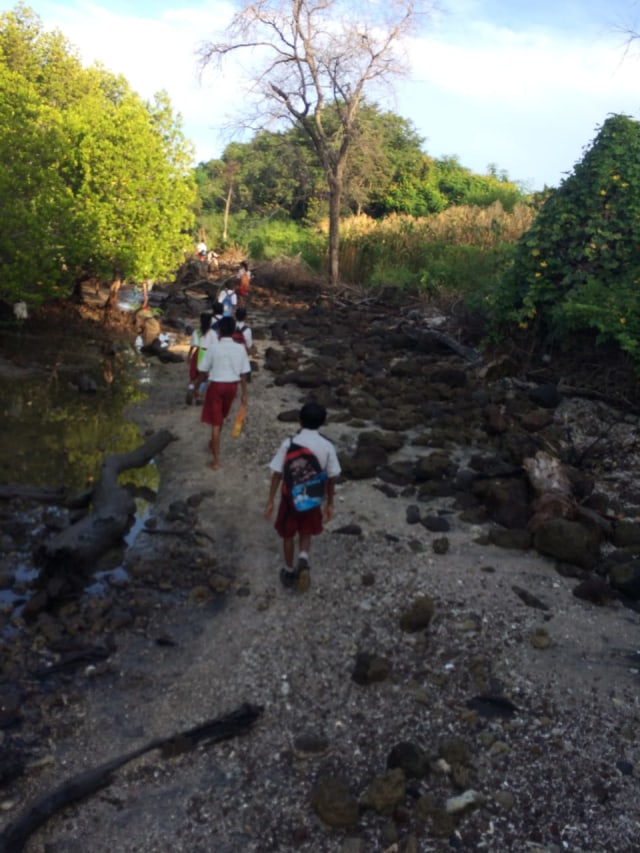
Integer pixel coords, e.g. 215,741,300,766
23,0,640,189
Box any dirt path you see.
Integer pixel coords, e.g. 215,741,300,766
3,300,640,852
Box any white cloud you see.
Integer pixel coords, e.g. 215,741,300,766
32,1,640,187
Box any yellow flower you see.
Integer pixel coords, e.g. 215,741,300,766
600,189,607,195
612,174,620,181
534,272,542,278
540,261,548,268
519,322,528,330
619,317,627,324
531,248,540,257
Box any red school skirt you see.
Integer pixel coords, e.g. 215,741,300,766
201,381,238,427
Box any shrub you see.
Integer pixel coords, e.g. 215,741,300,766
491,114,640,363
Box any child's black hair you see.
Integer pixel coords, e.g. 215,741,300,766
200,312,212,335
299,402,327,430
218,316,236,337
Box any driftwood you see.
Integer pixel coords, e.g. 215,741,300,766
523,450,612,535
392,321,480,362
0,703,263,853
0,485,67,504
41,429,176,572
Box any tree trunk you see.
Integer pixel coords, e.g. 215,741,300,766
327,176,342,286
107,274,122,311
223,182,233,243
39,429,176,577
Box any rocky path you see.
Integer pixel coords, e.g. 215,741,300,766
2,294,640,852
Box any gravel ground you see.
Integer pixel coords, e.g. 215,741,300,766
2,302,640,853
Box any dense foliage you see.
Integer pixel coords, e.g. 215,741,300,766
195,105,527,246
0,4,196,307
492,114,640,361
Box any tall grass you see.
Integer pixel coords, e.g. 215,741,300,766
338,202,536,300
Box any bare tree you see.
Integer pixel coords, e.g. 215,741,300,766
198,0,429,285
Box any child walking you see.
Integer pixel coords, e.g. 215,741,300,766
186,312,214,405
264,402,341,592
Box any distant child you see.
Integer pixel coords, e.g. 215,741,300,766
234,307,253,351
264,402,341,592
197,316,250,470
236,261,251,307
211,301,224,332
218,283,237,317
186,313,214,405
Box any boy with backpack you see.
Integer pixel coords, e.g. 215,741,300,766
264,402,341,592
218,284,237,317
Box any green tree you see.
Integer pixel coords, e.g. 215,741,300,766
0,4,196,308
492,114,640,361
199,0,429,285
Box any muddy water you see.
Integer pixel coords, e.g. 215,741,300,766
0,296,161,615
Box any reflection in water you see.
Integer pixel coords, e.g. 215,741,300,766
0,313,161,618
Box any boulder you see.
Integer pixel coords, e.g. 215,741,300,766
533,518,601,569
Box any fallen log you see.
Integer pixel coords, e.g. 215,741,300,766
0,703,263,853
40,429,176,573
383,321,480,362
0,485,67,504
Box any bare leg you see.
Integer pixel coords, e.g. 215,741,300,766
283,537,295,568
209,425,222,469
299,534,311,557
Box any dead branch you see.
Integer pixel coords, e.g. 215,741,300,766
0,703,263,853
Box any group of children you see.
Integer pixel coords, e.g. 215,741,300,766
184,263,341,594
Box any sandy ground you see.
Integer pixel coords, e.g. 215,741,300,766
3,301,640,853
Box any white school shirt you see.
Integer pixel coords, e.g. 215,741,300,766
198,337,250,382
269,428,341,478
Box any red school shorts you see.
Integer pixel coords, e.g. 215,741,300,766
201,381,238,427
275,496,323,539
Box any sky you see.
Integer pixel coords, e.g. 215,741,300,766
18,0,640,190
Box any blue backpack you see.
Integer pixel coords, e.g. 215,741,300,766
282,441,327,512
221,290,234,316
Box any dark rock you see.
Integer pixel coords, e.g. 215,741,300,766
387,742,430,779
432,537,450,554
420,515,450,533
293,731,330,758
277,409,302,422
489,529,532,550
358,430,406,453
519,409,554,432
0,684,23,727
533,518,601,569
339,446,388,480
361,768,406,815
352,652,391,685
415,453,456,481
374,483,399,498
612,521,640,549
473,477,531,530
572,577,616,606
528,384,561,409
616,760,634,776
609,561,640,600
428,367,467,388
483,403,508,435
399,595,434,632
512,585,550,610
466,695,518,719
333,524,362,536
0,745,26,786
438,737,471,766
406,505,421,525
310,776,359,828
378,461,416,486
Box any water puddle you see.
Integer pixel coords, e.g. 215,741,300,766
0,302,162,623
